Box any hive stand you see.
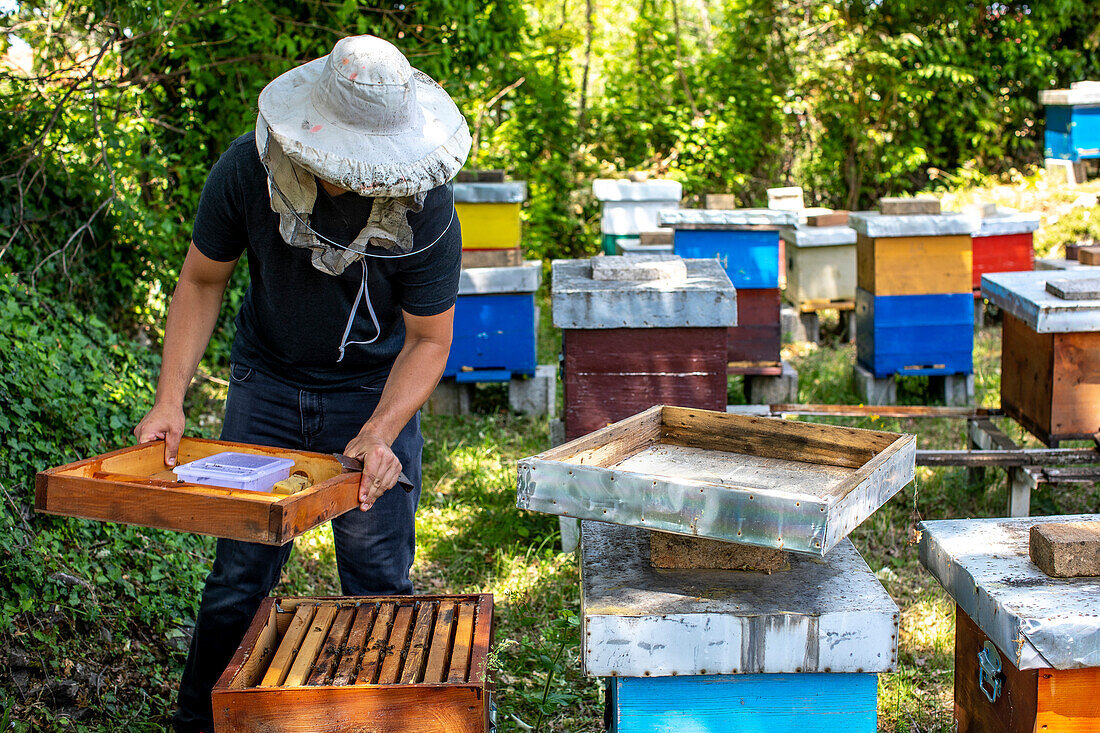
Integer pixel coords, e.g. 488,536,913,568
852,363,975,407
427,364,556,417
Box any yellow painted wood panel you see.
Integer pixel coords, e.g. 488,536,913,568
455,202,522,248
857,234,972,295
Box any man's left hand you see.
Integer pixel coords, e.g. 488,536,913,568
344,427,402,511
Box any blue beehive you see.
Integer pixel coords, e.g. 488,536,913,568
661,209,797,289
855,288,974,377
1041,82,1100,162
444,262,540,382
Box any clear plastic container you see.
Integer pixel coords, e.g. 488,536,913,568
172,452,296,493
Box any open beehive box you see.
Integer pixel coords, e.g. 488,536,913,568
517,405,915,557
213,595,494,733
35,437,359,545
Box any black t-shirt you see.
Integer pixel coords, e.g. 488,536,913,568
191,133,461,390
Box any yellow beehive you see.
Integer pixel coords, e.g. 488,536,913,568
453,181,526,249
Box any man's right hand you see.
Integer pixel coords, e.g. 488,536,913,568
134,403,186,467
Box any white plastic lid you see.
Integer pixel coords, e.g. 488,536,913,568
173,451,296,492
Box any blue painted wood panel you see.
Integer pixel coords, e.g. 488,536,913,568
856,289,973,377
674,229,780,289
1044,104,1100,161
608,673,879,733
444,293,536,380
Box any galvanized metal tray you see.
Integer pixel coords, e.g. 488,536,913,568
982,269,1100,333
918,514,1100,670
516,405,915,556
580,521,899,677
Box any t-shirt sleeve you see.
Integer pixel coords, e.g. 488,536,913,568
399,184,462,317
191,143,249,262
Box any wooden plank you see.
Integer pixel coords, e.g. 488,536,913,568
212,686,488,733
447,601,476,683
271,473,360,547
306,606,356,686
768,404,1001,418
88,471,283,501
1002,312,1055,444
1036,666,1100,732
639,230,673,245
563,327,727,373
1078,246,1100,266
659,406,898,469
283,604,338,687
219,599,278,690
467,595,494,686
807,210,850,227
331,603,377,686
916,448,1100,467
260,604,317,687
1051,330,1100,440
423,601,456,684
399,602,437,684
377,603,416,684
539,405,664,470
954,605,1038,733
1030,521,1100,577
356,602,397,685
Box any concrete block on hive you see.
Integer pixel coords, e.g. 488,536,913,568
1030,521,1100,577
879,196,941,216
648,531,790,572
591,253,686,282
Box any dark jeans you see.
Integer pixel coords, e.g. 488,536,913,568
172,364,422,733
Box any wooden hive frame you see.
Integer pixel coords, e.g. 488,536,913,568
213,595,494,733
35,437,359,545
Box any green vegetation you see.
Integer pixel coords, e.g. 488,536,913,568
4,1,1100,731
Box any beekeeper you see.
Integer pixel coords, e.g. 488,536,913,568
133,35,469,733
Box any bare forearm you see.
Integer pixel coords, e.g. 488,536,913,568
360,336,449,443
153,278,227,408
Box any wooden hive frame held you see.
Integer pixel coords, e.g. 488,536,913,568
213,595,494,733
35,437,359,545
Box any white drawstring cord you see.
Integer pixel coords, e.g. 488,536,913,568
336,260,382,363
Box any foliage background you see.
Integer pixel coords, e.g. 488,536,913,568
3,0,1100,730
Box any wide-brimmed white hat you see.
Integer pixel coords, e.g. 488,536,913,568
257,35,470,198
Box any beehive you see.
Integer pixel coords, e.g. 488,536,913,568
971,210,1039,293
552,256,736,440
1041,82,1100,162
781,224,857,308
593,179,681,255
851,211,977,378
212,595,494,733
982,270,1100,445
919,516,1100,733
444,262,541,382
453,181,526,249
